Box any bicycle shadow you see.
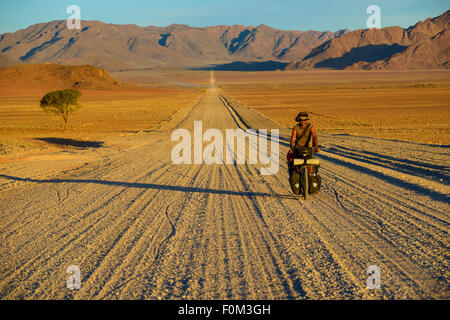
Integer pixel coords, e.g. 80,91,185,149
0,174,298,200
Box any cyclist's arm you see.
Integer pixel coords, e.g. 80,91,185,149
290,129,296,152
311,126,320,152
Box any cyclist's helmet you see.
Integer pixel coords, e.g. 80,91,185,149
295,112,309,122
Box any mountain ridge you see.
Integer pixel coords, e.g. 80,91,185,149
0,20,346,71
286,10,450,70
0,20,348,71
0,10,448,71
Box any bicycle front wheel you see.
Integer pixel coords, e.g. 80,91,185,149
302,166,309,200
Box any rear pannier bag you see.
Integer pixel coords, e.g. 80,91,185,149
309,174,321,194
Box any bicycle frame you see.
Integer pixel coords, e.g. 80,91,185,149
290,147,320,200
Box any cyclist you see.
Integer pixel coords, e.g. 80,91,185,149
288,112,320,174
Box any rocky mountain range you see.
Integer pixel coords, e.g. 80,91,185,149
0,10,448,71
0,21,348,71
287,10,450,70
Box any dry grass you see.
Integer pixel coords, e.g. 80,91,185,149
0,87,204,155
216,70,450,145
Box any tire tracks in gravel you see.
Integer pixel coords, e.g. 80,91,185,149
0,155,174,298
313,166,448,298
0,147,160,236
229,159,360,299
320,162,449,258
153,166,216,299
95,163,207,299
73,159,202,299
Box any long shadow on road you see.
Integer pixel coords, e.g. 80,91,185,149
0,174,298,200
317,153,449,204
35,138,104,148
327,146,450,184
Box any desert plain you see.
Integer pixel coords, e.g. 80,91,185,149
2,69,448,157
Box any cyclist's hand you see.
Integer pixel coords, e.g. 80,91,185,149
288,148,293,154
315,147,321,153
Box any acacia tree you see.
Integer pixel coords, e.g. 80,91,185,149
40,89,82,131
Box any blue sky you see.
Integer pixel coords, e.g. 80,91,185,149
0,0,448,34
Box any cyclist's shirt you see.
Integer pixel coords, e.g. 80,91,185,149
294,123,313,148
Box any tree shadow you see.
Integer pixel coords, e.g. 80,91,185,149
314,44,408,69
35,138,104,148
191,60,288,71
